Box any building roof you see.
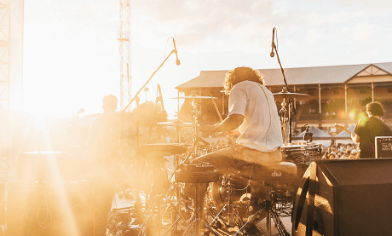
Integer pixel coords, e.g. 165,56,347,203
176,62,392,89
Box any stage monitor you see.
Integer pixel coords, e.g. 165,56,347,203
292,159,392,236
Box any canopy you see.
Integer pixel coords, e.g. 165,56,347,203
334,125,356,138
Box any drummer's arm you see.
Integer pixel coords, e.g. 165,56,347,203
201,114,244,133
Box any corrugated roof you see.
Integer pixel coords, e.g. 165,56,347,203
176,62,392,89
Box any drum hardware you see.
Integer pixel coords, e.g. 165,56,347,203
208,174,245,231
205,162,298,236
270,27,308,144
273,88,310,100
229,161,296,236
281,142,322,165
276,94,303,143
175,164,220,236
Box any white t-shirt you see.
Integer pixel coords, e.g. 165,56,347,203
228,81,283,152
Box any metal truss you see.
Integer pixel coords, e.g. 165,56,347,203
118,0,131,111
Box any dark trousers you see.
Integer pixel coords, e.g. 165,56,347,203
359,150,375,159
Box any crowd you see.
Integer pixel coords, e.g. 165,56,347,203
321,142,359,160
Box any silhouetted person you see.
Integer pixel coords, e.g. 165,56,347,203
352,102,392,158
87,94,122,235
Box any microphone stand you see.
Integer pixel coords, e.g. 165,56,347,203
271,40,290,92
122,48,177,155
122,50,177,112
271,29,293,143
121,49,178,217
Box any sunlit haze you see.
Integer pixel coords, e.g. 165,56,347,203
22,0,392,118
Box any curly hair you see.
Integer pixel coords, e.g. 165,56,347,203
366,101,385,117
223,67,265,95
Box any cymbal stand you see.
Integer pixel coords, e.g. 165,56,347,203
207,175,242,229
280,98,289,144
271,27,289,91
288,98,296,143
278,87,296,144
190,97,202,154
271,27,296,144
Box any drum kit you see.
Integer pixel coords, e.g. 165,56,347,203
108,87,323,236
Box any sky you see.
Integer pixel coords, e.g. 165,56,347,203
21,0,392,119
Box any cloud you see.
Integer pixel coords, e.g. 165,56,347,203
131,0,313,54
305,28,325,43
335,0,392,9
353,22,374,42
335,0,355,7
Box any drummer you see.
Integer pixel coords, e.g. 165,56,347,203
194,67,283,207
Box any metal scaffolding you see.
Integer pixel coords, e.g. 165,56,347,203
118,0,131,111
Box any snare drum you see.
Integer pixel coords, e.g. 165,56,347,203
280,142,322,164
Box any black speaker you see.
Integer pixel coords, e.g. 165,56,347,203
292,159,392,236
6,181,93,236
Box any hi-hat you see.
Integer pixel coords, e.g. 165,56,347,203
156,120,196,127
172,95,217,99
273,91,309,99
273,87,309,100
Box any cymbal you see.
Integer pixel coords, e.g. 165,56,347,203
139,143,188,157
273,91,309,99
172,95,217,99
156,120,196,127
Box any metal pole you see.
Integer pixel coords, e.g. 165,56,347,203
345,84,348,114
372,83,374,102
318,84,321,114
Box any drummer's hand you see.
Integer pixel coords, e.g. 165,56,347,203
201,124,217,135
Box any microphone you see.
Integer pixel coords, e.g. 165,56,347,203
173,38,181,65
270,28,275,57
